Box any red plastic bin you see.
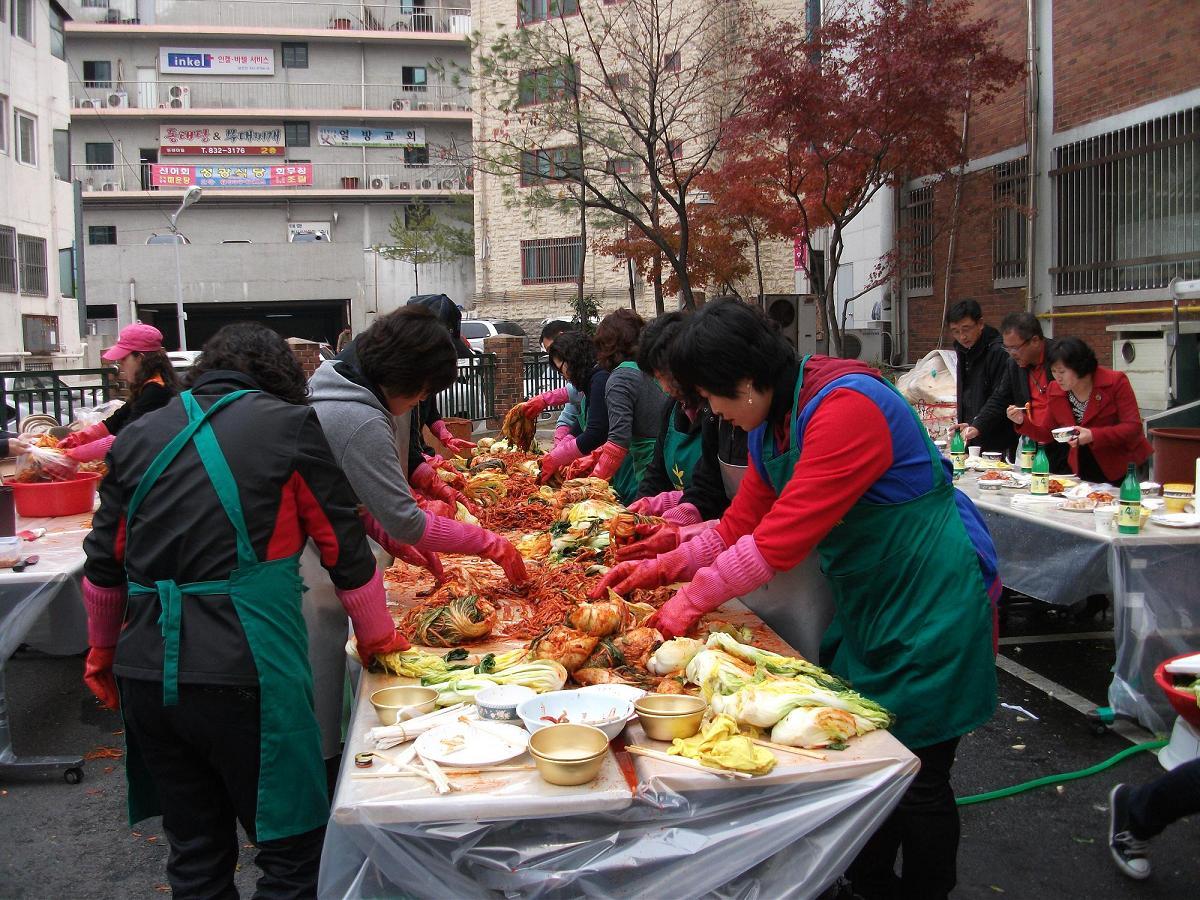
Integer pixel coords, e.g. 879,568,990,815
6,472,102,518
1154,653,1200,729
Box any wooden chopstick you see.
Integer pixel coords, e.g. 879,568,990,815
748,738,828,760
624,745,752,779
351,764,536,780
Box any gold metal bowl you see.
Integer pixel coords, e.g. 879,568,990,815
634,694,707,741
369,686,438,726
527,723,609,786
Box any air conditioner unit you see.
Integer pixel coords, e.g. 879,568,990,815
78,98,104,109
369,177,388,190
168,85,192,108
416,102,431,111
840,327,892,364
764,294,825,356
105,9,120,23
437,179,455,190
101,181,118,191
419,178,434,189
106,91,129,109
392,98,412,111
397,181,411,190
441,102,453,112
83,180,95,192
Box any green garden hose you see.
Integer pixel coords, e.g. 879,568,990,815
956,739,1168,806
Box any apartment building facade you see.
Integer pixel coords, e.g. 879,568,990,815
64,0,475,350
1,0,83,368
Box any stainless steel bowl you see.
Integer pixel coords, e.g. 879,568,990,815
527,723,609,786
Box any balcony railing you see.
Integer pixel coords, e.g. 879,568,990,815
72,81,472,112
72,1,473,35
73,162,469,192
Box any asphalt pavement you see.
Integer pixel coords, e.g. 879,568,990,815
0,599,1195,898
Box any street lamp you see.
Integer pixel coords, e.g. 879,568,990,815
170,185,202,351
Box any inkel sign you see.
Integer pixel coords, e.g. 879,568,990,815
159,47,275,76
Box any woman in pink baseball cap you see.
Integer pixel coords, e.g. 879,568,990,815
59,323,180,461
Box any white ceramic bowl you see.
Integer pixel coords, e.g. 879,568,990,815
576,683,646,721
517,690,633,740
1052,426,1078,443
475,685,536,722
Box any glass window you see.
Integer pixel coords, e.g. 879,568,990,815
663,52,681,73
521,236,583,285
460,322,491,339
284,122,310,147
902,185,934,296
992,157,1028,288
53,129,69,181
0,227,16,294
0,95,7,155
89,225,117,245
85,142,115,167
281,43,309,69
58,247,74,298
83,61,113,89
404,146,429,165
49,8,65,60
494,321,527,337
22,315,59,355
17,234,48,296
15,110,36,166
12,0,33,43
402,66,428,91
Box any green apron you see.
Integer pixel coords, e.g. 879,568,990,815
756,363,995,748
609,361,662,504
122,389,329,842
661,402,704,492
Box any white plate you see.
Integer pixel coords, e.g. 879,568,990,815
1149,512,1200,529
413,721,530,767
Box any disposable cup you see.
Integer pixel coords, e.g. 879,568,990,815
968,446,982,459
1093,506,1116,534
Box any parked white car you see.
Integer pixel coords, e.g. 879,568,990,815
460,319,527,353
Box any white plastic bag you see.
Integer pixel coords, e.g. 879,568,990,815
896,350,959,440
14,445,79,482
72,399,125,430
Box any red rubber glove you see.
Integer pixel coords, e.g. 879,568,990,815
359,510,444,582
615,520,682,562
411,461,474,511
83,647,119,710
521,396,548,419
553,425,573,446
431,420,476,456
628,491,683,516
415,512,530,584
590,441,628,481
590,528,728,598
564,449,600,480
58,421,109,450
538,437,581,484
65,434,116,463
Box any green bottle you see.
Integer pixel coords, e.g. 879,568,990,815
1118,463,1142,534
1019,436,1036,473
1030,444,1050,495
950,429,967,476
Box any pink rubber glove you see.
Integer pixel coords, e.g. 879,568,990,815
411,461,472,511
564,448,600,480
415,512,530,584
66,434,116,463
538,437,581,484
335,569,412,665
58,421,109,450
431,420,476,455
647,535,776,639
662,502,703,527
359,509,444,582
590,441,629,481
553,425,573,446
615,520,682,562
628,491,684,516
589,527,728,598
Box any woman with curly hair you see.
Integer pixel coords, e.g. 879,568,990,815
59,323,180,461
538,330,611,483
81,322,404,897
571,309,668,502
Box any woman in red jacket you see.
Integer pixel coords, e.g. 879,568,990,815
1010,337,1151,483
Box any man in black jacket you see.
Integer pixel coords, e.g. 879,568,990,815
949,300,1015,456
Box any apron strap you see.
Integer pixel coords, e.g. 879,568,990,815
749,355,809,488
130,577,231,706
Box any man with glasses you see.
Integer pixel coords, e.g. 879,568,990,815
948,299,1015,456
975,311,1070,473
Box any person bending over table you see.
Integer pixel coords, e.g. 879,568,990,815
1009,336,1151,485
593,299,1000,900
513,320,586,446
80,323,408,898
537,331,611,482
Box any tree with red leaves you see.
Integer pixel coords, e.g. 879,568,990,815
719,0,1022,354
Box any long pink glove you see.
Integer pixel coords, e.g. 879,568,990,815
411,461,472,511
336,568,411,665
415,512,529,584
590,441,628,481
82,577,127,710
58,421,109,450
648,535,776,639
431,419,476,455
553,425,574,446
66,434,116,463
359,509,444,581
663,502,703,526
538,437,582,484
589,527,728,598
628,491,683,516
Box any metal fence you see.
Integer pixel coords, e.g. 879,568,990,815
71,81,471,112
437,353,495,423
74,1,472,33
74,162,466,193
0,369,122,430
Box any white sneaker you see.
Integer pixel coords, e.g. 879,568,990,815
1108,784,1151,880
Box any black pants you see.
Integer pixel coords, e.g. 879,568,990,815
120,678,325,900
847,737,960,900
1127,757,1200,840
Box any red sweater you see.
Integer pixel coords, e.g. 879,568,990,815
1016,366,1151,483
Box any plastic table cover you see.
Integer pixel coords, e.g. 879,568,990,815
958,477,1200,732
320,602,919,900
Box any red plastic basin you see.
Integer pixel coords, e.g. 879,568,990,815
1154,653,1200,729
7,472,102,518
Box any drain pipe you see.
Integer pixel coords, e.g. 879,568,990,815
1025,0,1039,313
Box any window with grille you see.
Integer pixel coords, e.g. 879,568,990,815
992,157,1028,287
402,66,427,92
89,225,117,245
83,60,112,88
0,227,17,294
520,146,580,187
284,122,309,147
17,234,48,296
521,236,583,284
1052,106,1199,296
902,184,934,296
282,43,309,68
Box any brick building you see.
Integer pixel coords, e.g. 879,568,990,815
900,0,1200,392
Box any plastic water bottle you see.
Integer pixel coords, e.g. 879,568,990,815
1118,463,1142,534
